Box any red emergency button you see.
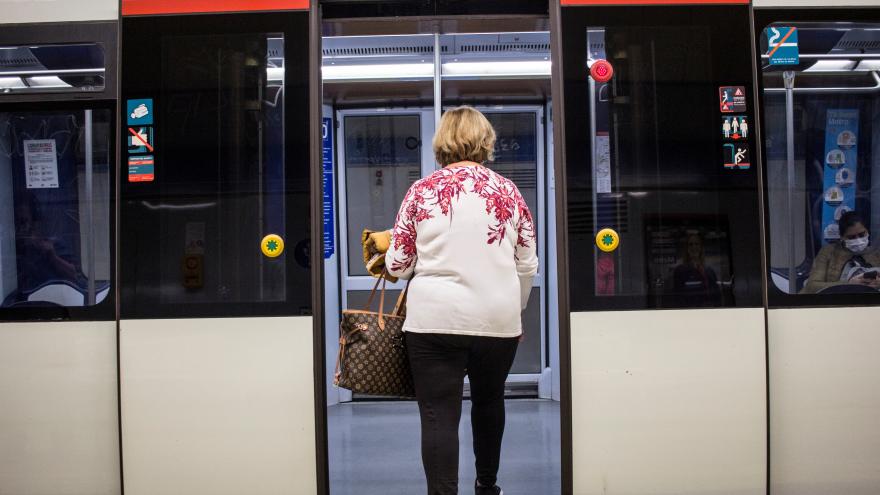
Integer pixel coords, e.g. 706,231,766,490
590,59,613,83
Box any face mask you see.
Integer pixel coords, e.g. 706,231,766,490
845,235,870,253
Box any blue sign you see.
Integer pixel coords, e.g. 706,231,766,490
820,109,859,242
127,98,154,126
767,27,799,66
322,117,335,259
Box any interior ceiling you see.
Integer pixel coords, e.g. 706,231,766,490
322,16,549,37
324,78,551,107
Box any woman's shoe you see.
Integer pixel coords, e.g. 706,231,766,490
474,480,503,495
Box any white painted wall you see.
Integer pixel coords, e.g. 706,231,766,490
0,321,120,495
754,0,880,6
120,317,317,495
569,308,766,495
768,307,880,495
0,0,117,24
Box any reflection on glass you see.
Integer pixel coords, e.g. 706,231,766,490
0,109,112,307
761,23,880,295
344,114,421,276
123,33,294,311
584,24,748,307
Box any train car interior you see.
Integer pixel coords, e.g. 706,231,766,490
760,22,880,296
320,13,561,494
0,43,112,309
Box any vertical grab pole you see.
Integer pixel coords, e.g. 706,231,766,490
784,70,797,293
434,31,442,130
84,109,96,305
588,72,599,278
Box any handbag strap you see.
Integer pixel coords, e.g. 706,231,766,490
391,279,411,317
363,275,385,310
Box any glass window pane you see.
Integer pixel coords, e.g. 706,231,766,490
561,7,763,310
0,43,106,94
761,22,880,298
0,108,112,308
344,114,421,276
120,17,312,318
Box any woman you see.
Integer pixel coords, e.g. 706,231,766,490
377,106,538,495
672,232,720,306
802,211,880,293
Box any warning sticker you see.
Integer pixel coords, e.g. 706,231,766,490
723,143,750,170
720,86,747,113
721,116,749,141
128,155,155,182
24,139,59,189
128,126,154,154
767,27,799,66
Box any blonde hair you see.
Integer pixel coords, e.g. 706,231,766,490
432,106,496,166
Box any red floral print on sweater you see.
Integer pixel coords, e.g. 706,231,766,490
388,166,535,273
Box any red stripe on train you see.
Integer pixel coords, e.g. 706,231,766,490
122,0,309,16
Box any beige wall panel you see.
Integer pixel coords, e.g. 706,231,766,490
1,0,117,24
120,317,317,495
0,321,120,495
769,307,880,495
754,0,880,7
570,308,766,495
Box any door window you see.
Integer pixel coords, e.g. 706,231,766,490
758,19,880,304
561,6,763,311
120,13,311,318
343,114,421,276
0,107,113,313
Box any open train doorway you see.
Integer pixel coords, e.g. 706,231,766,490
320,8,561,494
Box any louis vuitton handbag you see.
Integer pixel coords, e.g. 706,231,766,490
333,273,415,398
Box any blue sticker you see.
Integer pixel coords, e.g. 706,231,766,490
127,98,153,126
322,117,335,259
767,27,799,66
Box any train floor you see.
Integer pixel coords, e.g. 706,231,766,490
328,399,561,495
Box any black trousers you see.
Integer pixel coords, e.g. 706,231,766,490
405,331,519,495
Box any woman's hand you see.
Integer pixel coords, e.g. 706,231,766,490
851,273,880,288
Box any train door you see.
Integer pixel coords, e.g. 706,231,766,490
118,3,323,493
332,107,435,402
553,1,767,494
321,13,562,493
323,31,560,402
479,106,553,392
0,19,119,495
753,3,880,493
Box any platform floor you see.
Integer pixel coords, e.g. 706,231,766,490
328,399,561,495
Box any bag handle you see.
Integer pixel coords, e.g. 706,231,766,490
363,275,384,311
391,280,411,317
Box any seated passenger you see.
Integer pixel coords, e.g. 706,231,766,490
672,232,721,306
802,211,880,293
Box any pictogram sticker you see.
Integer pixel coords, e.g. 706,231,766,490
767,27,799,66
128,155,155,182
720,86,747,113
722,144,750,170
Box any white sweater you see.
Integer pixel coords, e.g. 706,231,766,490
386,164,539,338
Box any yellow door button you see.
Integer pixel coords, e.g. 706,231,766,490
261,234,285,258
596,228,619,252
